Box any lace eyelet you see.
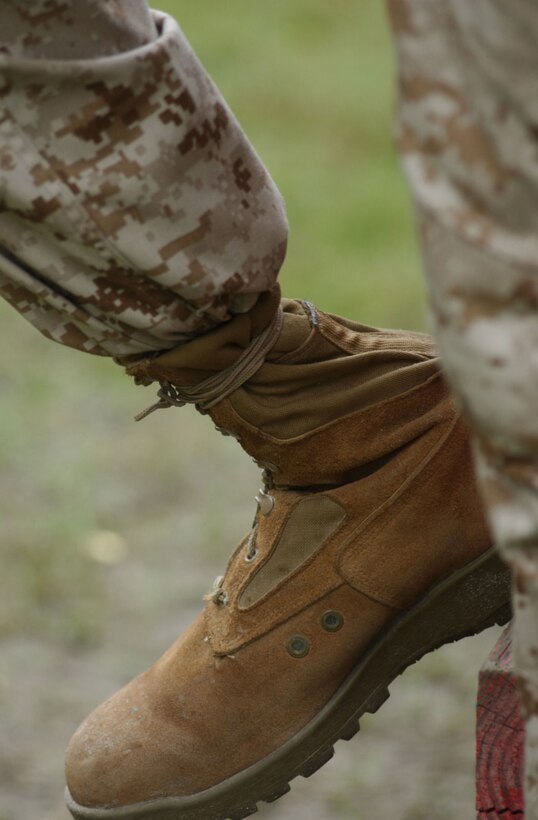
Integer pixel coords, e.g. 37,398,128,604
255,489,275,516
210,575,229,607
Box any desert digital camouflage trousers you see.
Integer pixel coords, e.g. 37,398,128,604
388,0,538,811
0,1,287,356
1,0,538,812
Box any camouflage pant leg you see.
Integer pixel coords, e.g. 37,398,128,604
0,1,288,357
388,0,538,809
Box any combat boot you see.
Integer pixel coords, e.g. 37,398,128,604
65,297,511,820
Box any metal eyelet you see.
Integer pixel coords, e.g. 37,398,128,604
244,548,259,563
255,489,274,516
212,589,229,607
286,635,310,659
210,575,229,607
321,610,344,632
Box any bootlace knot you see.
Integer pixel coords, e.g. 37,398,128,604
135,305,283,422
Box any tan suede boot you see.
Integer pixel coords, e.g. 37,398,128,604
122,294,445,488
65,300,511,820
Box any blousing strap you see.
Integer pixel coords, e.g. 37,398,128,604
134,306,284,421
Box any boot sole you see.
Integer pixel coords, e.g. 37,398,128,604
65,546,512,820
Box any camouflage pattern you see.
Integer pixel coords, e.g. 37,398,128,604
0,2,288,356
1,0,538,809
0,0,158,61
387,0,538,810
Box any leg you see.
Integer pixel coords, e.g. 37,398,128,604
0,4,512,818
53,8,513,820
0,0,288,357
387,0,538,809
0,0,157,59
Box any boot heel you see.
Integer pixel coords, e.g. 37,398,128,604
401,548,513,667
358,548,513,694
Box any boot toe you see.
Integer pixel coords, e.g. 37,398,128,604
66,680,155,810
65,671,194,811
65,616,221,811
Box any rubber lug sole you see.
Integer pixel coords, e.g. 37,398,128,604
65,547,512,820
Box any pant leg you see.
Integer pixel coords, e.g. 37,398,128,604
0,1,288,357
0,0,158,60
387,0,538,810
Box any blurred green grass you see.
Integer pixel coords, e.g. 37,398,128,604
167,0,427,327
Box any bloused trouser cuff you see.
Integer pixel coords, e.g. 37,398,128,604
387,0,538,808
0,3,288,357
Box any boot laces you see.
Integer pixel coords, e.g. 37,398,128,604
209,475,275,604
135,306,284,421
